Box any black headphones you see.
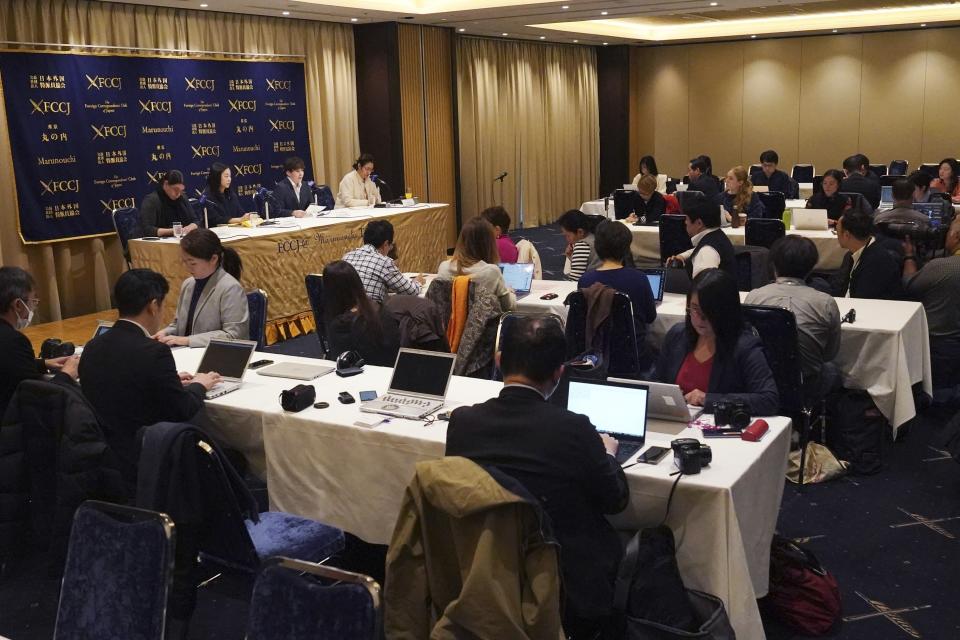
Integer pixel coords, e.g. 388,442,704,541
336,350,366,377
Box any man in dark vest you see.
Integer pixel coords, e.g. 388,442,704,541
668,191,736,279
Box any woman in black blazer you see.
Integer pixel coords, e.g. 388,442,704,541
655,269,780,416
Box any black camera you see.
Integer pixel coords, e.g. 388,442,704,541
671,438,712,475
280,384,316,412
714,400,750,430
40,338,75,359
875,220,939,244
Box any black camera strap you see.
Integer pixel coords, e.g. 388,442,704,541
660,471,684,527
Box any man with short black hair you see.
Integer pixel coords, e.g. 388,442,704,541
272,156,310,218
875,178,931,226
840,154,881,209
140,169,198,237
910,170,934,203
446,315,629,638
746,236,841,395
79,269,221,482
343,219,424,302
830,208,902,299
687,156,720,198
669,192,736,279
753,149,796,196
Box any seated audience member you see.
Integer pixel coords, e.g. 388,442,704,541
140,169,198,237
579,221,657,364
0,267,79,416
632,155,668,193
337,152,382,209
667,192,736,280
322,260,400,366
559,209,602,281
752,149,795,195
201,162,251,226
655,269,779,415
840,154,881,209
79,269,221,482
902,217,960,389
874,178,932,226
806,169,852,222
153,229,249,348
343,219,423,302
717,166,765,224
930,157,960,203
687,156,720,198
272,156,310,218
625,175,674,225
910,170,934,203
445,315,629,638
480,205,519,263
745,236,841,397
830,208,903,299
438,217,516,311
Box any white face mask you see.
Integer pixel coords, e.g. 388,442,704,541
15,298,34,330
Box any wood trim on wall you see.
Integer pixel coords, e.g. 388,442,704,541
597,45,631,195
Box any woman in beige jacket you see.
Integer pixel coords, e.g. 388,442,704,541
336,152,382,208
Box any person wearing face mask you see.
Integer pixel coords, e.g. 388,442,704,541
152,229,249,348
140,169,199,237
336,152,382,208
445,315,629,639
0,266,80,416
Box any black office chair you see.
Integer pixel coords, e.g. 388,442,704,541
867,164,887,180
749,164,763,178
674,190,704,214
791,164,814,183
745,218,786,249
304,274,330,358
658,214,692,263
812,175,824,194
918,163,940,179
839,191,871,214
888,160,908,176
613,189,641,220
665,178,678,194
757,191,786,219
564,290,642,379
733,246,772,292
880,174,900,187
492,312,565,381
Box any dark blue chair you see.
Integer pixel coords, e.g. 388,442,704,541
305,273,330,358
812,175,824,194
246,556,381,640
246,289,269,349
54,500,174,640
674,189,704,215
112,207,141,268
658,214,692,263
791,164,814,183
745,218,786,249
758,191,786,219
564,290,643,379
749,164,763,180
253,188,276,219
919,163,940,179
733,246,771,292
492,312,564,380
888,160,908,176
312,184,335,210
868,164,887,180
880,174,899,187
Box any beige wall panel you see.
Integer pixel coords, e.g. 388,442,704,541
421,26,458,245
798,34,863,172
922,28,960,163
688,42,744,177
398,24,428,206
629,47,656,177
651,46,690,178
741,39,802,170
859,31,926,169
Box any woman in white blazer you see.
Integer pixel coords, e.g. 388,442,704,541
631,155,668,193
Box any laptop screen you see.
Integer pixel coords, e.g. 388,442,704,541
643,268,664,302
500,263,534,293
92,322,113,339
566,378,649,441
881,185,893,203
913,202,943,220
196,340,255,379
389,349,456,398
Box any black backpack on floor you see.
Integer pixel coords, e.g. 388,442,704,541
826,389,887,475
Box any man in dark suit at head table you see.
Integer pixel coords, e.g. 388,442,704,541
79,269,222,484
271,156,311,218
445,315,629,639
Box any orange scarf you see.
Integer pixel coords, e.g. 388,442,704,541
446,275,471,353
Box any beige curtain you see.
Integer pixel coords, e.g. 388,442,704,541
0,0,358,322
457,36,599,228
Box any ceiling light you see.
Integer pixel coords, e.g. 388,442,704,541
540,36,546,39
458,28,466,32
602,41,609,45
573,39,578,42
199,3,208,6
282,10,290,15
750,34,757,38
350,17,358,22
709,1,718,5
561,5,569,8
921,22,927,26
832,28,838,32
601,11,608,15
502,32,509,36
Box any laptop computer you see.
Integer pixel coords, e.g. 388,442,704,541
499,262,535,300
360,348,457,419
195,338,258,399
92,320,114,340
566,377,650,464
880,185,894,205
642,268,665,304
793,208,829,230
608,377,701,423
257,362,334,381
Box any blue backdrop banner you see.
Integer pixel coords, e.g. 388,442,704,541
0,51,313,243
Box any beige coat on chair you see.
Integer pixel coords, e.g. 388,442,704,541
515,239,543,280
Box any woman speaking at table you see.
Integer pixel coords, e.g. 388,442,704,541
336,153,382,208
202,162,252,226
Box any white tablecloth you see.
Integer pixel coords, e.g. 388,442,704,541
171,348,790,639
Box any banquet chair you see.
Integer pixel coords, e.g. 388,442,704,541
674,189,704,215
918,163,940,179
658,214,693,263
564,289,642,378
868,164,887,180
812,175,824,194
888,160,908,176
791,164,815,183
745,218,786,249
757,191,786,219
304,274,330,358
246,289,269,350
253,188,275,218
112,207,141,268
880,174,900,187
734,246,772,292
613,189,641,220
491,312,564,380
246,557,381,640
749,164,762,179
425,278,500,378
312,184,335,210
54,501,174,640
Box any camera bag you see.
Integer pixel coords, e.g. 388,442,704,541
826,389,886,474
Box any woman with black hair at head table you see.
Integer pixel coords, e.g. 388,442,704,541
153,228,249,348
337,152,382,208
654,269,779,415
322,260,401,366
201,162,252,226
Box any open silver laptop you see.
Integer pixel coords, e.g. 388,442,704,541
360,348,456,419
608,378,701,422
793,208,829,230
257,362,333,381
499,262,535,300
195,339,257,399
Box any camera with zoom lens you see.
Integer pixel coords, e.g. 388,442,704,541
713,400,750,430
875,220,940,244
671,438,713,475
40,337,75,360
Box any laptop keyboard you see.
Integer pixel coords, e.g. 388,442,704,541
615,442,643,465
382,394,433,407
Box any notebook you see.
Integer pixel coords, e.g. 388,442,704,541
195,339,258,399
608,378,701,423
566,378,650,464
643,268,665,303
360,348,457,419
793,208,829,230
499,262,535,299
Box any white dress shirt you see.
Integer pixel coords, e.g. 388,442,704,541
679,227,722,277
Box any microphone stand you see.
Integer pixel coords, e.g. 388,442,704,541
493,173,507,207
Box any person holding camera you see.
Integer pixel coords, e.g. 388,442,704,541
902,216,960,390
445,315,629,639
655,269,779,416
0,266,79,416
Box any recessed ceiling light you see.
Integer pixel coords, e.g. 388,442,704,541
350,17,358,22
540,36,546,39
199,3,208,7
573,39,579,42
458,28,466,32
750,34,757,38
601,10,608,15
709,1,718,5
832,28,838,32
920,22,927,26
602,42,609,45
282,10,290,15
502,32,508,36
561,5,569,9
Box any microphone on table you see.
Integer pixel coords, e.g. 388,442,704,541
371,174,398,204
255,187,274,223
198,194,209,229
493,171,508,183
